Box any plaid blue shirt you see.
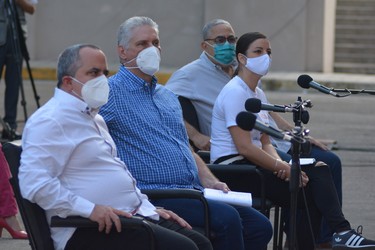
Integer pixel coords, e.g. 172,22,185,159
100,66,202,190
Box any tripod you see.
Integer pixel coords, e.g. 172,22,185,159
3,0,40,125
287,97,312,250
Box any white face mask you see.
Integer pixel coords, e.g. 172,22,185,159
244,54,271,76
124,46,161,76
71,75,109,109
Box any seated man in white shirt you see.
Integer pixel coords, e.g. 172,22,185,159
18,44,212,250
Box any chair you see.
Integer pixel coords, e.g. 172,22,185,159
178,95,284,250
2,141,214,250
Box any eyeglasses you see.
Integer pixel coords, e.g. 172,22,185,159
205,35,237,45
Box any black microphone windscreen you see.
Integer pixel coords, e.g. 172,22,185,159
245,98,261,113
297,74,313,89
236,111,257,131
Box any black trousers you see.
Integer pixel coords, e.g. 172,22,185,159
65,217,212,250
228,159,351,250
0,26,22,129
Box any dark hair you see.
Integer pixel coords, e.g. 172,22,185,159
233,32,267,76
236,32,267,58
56,44,100,88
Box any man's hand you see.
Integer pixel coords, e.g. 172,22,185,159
15,0,36,14
210,181,230,193
300,171,309,187
156,208,192,229
191,133,211,151
307,136,329,151
89,204,132,234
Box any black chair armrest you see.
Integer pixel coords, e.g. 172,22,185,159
142,188,210,238
207,163,268,214
196,150,210,163
142,188,203,200
207,163,257,174
51,215,147,228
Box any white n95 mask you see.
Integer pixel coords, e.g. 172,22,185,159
72,75,109,109
125,46,161,76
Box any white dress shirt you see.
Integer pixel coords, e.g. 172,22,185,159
19,88,158,250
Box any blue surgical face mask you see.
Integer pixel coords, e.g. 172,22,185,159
205,41,236,65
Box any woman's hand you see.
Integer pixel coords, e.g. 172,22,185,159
273,161,291,181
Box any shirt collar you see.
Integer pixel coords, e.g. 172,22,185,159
117,65,158,92
200,52,237,75
54,88,97,117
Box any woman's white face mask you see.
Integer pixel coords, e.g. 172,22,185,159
71,75,109,109
124,46,161,76
243,53,271,76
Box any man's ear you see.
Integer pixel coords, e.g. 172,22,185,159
201,41,208,50
118,45,127,61
61,76,73,91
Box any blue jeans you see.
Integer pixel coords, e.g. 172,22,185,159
152,198,273,250
277,145,343,244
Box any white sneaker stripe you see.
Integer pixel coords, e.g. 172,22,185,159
352,236,362,246
346,235,357,245
346,235,364,246
356,237,365,246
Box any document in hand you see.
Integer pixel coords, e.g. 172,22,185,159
203,188,252,207
289,158,316,165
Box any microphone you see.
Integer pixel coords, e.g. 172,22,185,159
236,111,293,141
245,98,294,113
297,74,339,97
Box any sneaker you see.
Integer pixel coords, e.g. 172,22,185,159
332,226,375,249
0,119,22,141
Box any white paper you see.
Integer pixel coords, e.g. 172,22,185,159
203,188,252,207
289,158,316,165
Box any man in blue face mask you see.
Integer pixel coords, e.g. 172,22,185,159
166,19,237,151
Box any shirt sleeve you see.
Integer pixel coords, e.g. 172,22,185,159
221,88,249,128
165,69,194,99
19,116,95,219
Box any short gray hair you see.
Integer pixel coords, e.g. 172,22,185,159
117,16,159,49
202,19,232,40
56,44,100,88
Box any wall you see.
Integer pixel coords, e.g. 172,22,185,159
25,0,333,72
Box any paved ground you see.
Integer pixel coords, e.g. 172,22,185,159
1,71,375,249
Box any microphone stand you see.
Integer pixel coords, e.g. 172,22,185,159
331,88,375,96
288,96,310,250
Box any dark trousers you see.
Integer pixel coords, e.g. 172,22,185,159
277,146,343,244
303,146,342,243
0,26,22,129
65,217,212,250
229,159,350,250
151,199,273,250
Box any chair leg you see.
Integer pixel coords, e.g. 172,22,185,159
277,207,285,250
273,206,280,250
272,206,285,250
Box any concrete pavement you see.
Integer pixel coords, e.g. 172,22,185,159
1,69,375,249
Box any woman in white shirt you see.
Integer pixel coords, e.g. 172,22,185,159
210,32,375,250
